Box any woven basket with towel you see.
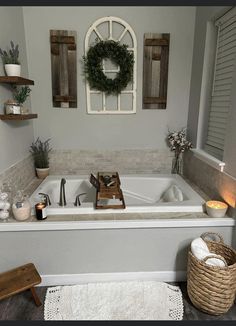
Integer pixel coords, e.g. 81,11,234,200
187,232,236,315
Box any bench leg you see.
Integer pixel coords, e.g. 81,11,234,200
30,287,42,307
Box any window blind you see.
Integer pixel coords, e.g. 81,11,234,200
204,7,236,160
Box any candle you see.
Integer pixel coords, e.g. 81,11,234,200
35,202,47,220
206,200,228,218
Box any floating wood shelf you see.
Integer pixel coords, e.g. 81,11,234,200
0,114,38,121
0,76,34,85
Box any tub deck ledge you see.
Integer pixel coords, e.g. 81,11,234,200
0,212,234,231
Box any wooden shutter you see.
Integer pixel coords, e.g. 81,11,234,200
205,7,236,160
50,30,77,108
143,33,170,109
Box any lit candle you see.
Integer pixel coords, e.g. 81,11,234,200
35,202,47,220
206,200,228,218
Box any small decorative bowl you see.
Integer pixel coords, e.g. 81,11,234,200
206,200,228,218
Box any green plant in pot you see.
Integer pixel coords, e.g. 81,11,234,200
30,138,52,179
0,41,21,76
13,86,31,114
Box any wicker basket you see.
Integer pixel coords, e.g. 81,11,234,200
187,232,236,315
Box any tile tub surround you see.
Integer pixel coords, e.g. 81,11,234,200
183,151,236,215
49,149,174,175
0,156,35,201
1,148,172,198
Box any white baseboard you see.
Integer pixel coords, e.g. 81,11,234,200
39,270,187,286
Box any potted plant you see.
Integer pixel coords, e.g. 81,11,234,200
13,86,31,114
0,41,21,76
29,138,52,179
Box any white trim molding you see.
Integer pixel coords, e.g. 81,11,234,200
38,271,187,287
0,216,234,232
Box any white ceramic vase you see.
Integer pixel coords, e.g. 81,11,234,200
4,64,21,77
36,168,50,179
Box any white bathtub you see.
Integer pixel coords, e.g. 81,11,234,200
29,174,205,215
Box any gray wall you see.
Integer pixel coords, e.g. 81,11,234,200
187,6,236,178
187,6,226,145
184,6,236,247
23,6,196,150
0,226,233,278
224,63,236,178
0,7,34,174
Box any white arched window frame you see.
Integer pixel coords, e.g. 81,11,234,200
85,16,137,114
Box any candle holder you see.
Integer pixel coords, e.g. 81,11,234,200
206,200,228,218
35,202,47,220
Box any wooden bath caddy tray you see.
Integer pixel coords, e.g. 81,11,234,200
92,172,126,209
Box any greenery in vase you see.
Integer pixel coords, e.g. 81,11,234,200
0,41,20,64
167,128,193,174
29,138,52,169
13,86,31,105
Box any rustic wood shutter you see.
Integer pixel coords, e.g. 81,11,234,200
142,33,170,109
204,7,236,160
50,30,77,108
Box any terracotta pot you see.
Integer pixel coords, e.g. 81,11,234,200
36,168,49,179
4,64,21,76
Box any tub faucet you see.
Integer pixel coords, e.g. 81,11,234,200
38,193,51,206
59,178,66,206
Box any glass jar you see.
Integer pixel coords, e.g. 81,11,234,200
171,152,183,175
12,191,31,221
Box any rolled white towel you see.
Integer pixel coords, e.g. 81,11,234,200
204,255,227,267
191,237,227,267
191,237,210,260
161,185,184,202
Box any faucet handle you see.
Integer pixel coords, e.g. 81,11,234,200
74,193,87,207
38,193,51,206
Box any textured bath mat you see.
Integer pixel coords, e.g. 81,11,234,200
44,281,184,320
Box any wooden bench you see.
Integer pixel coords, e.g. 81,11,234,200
0,263,42,306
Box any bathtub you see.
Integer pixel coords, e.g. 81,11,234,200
29,174,205,215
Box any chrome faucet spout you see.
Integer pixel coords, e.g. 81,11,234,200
59,178,66,206
38,193,51,206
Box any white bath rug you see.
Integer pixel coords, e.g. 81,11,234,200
44,281,184,320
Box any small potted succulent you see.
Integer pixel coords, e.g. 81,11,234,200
0,41,21,76
4,86,31,115
14,86,31,114
29,138,52,179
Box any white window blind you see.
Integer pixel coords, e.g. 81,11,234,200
204,7,236,160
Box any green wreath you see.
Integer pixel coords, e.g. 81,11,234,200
83,40,134,95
